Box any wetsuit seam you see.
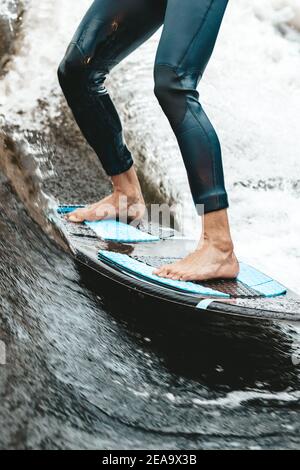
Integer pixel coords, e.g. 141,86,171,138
84,67,133,171
155,63,178,71
76,18,106,55
177,0,214,69
155,62,204,75
157,62,219,209
154,64,189,131
176,125,202,137
154,63,218,206
186,100,219,209
161,63,218,208
70,41,86,62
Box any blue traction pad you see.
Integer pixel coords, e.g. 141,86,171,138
57,205,85,214
99,251,229,298
86,220,160,243
57,206,159,242
98,251,287,298
237,263,287,298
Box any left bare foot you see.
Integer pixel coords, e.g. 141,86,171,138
153,239,239,282
153,208,239,282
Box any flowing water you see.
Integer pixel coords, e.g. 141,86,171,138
0,0,300,450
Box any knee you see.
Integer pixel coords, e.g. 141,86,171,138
58,43,109,99
57,42,88,94
57,59,68,93
153,64,187,128
153,64,174,105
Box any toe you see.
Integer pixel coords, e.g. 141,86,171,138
153,265,168,276
164,269,177,279
67,210,85,223
169,265,186,279
156,269,168,278
153,267,162,275
164,268,180,280
179,272,194,282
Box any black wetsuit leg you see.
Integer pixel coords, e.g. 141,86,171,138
58,0,229,214
154,0,229,213
58,0,166,176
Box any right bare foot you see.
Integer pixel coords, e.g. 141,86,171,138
67,190,145,223
67,167,145,223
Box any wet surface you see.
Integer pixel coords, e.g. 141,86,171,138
1,0,300,450
1,174,300,450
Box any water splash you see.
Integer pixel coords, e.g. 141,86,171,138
1,1,20,32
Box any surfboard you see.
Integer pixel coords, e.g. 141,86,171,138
51,205,300,322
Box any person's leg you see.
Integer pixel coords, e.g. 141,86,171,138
58,0,166,222
153,0,239,280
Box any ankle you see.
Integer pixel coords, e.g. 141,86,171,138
201,209,234,253
203,233,234,253
111,168,143,203
114,185,143,203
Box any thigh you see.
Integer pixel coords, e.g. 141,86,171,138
155,0,228,74
70,0,166,66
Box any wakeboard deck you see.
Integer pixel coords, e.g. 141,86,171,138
51,205,300,322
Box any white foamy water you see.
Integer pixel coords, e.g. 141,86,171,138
1,0,299,293
0,0,93,120
1,0,19,29
254,0,300,34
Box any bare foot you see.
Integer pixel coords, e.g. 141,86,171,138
67,190,145,223
153,209,239,282
67,167,145,223
154,240,239,281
